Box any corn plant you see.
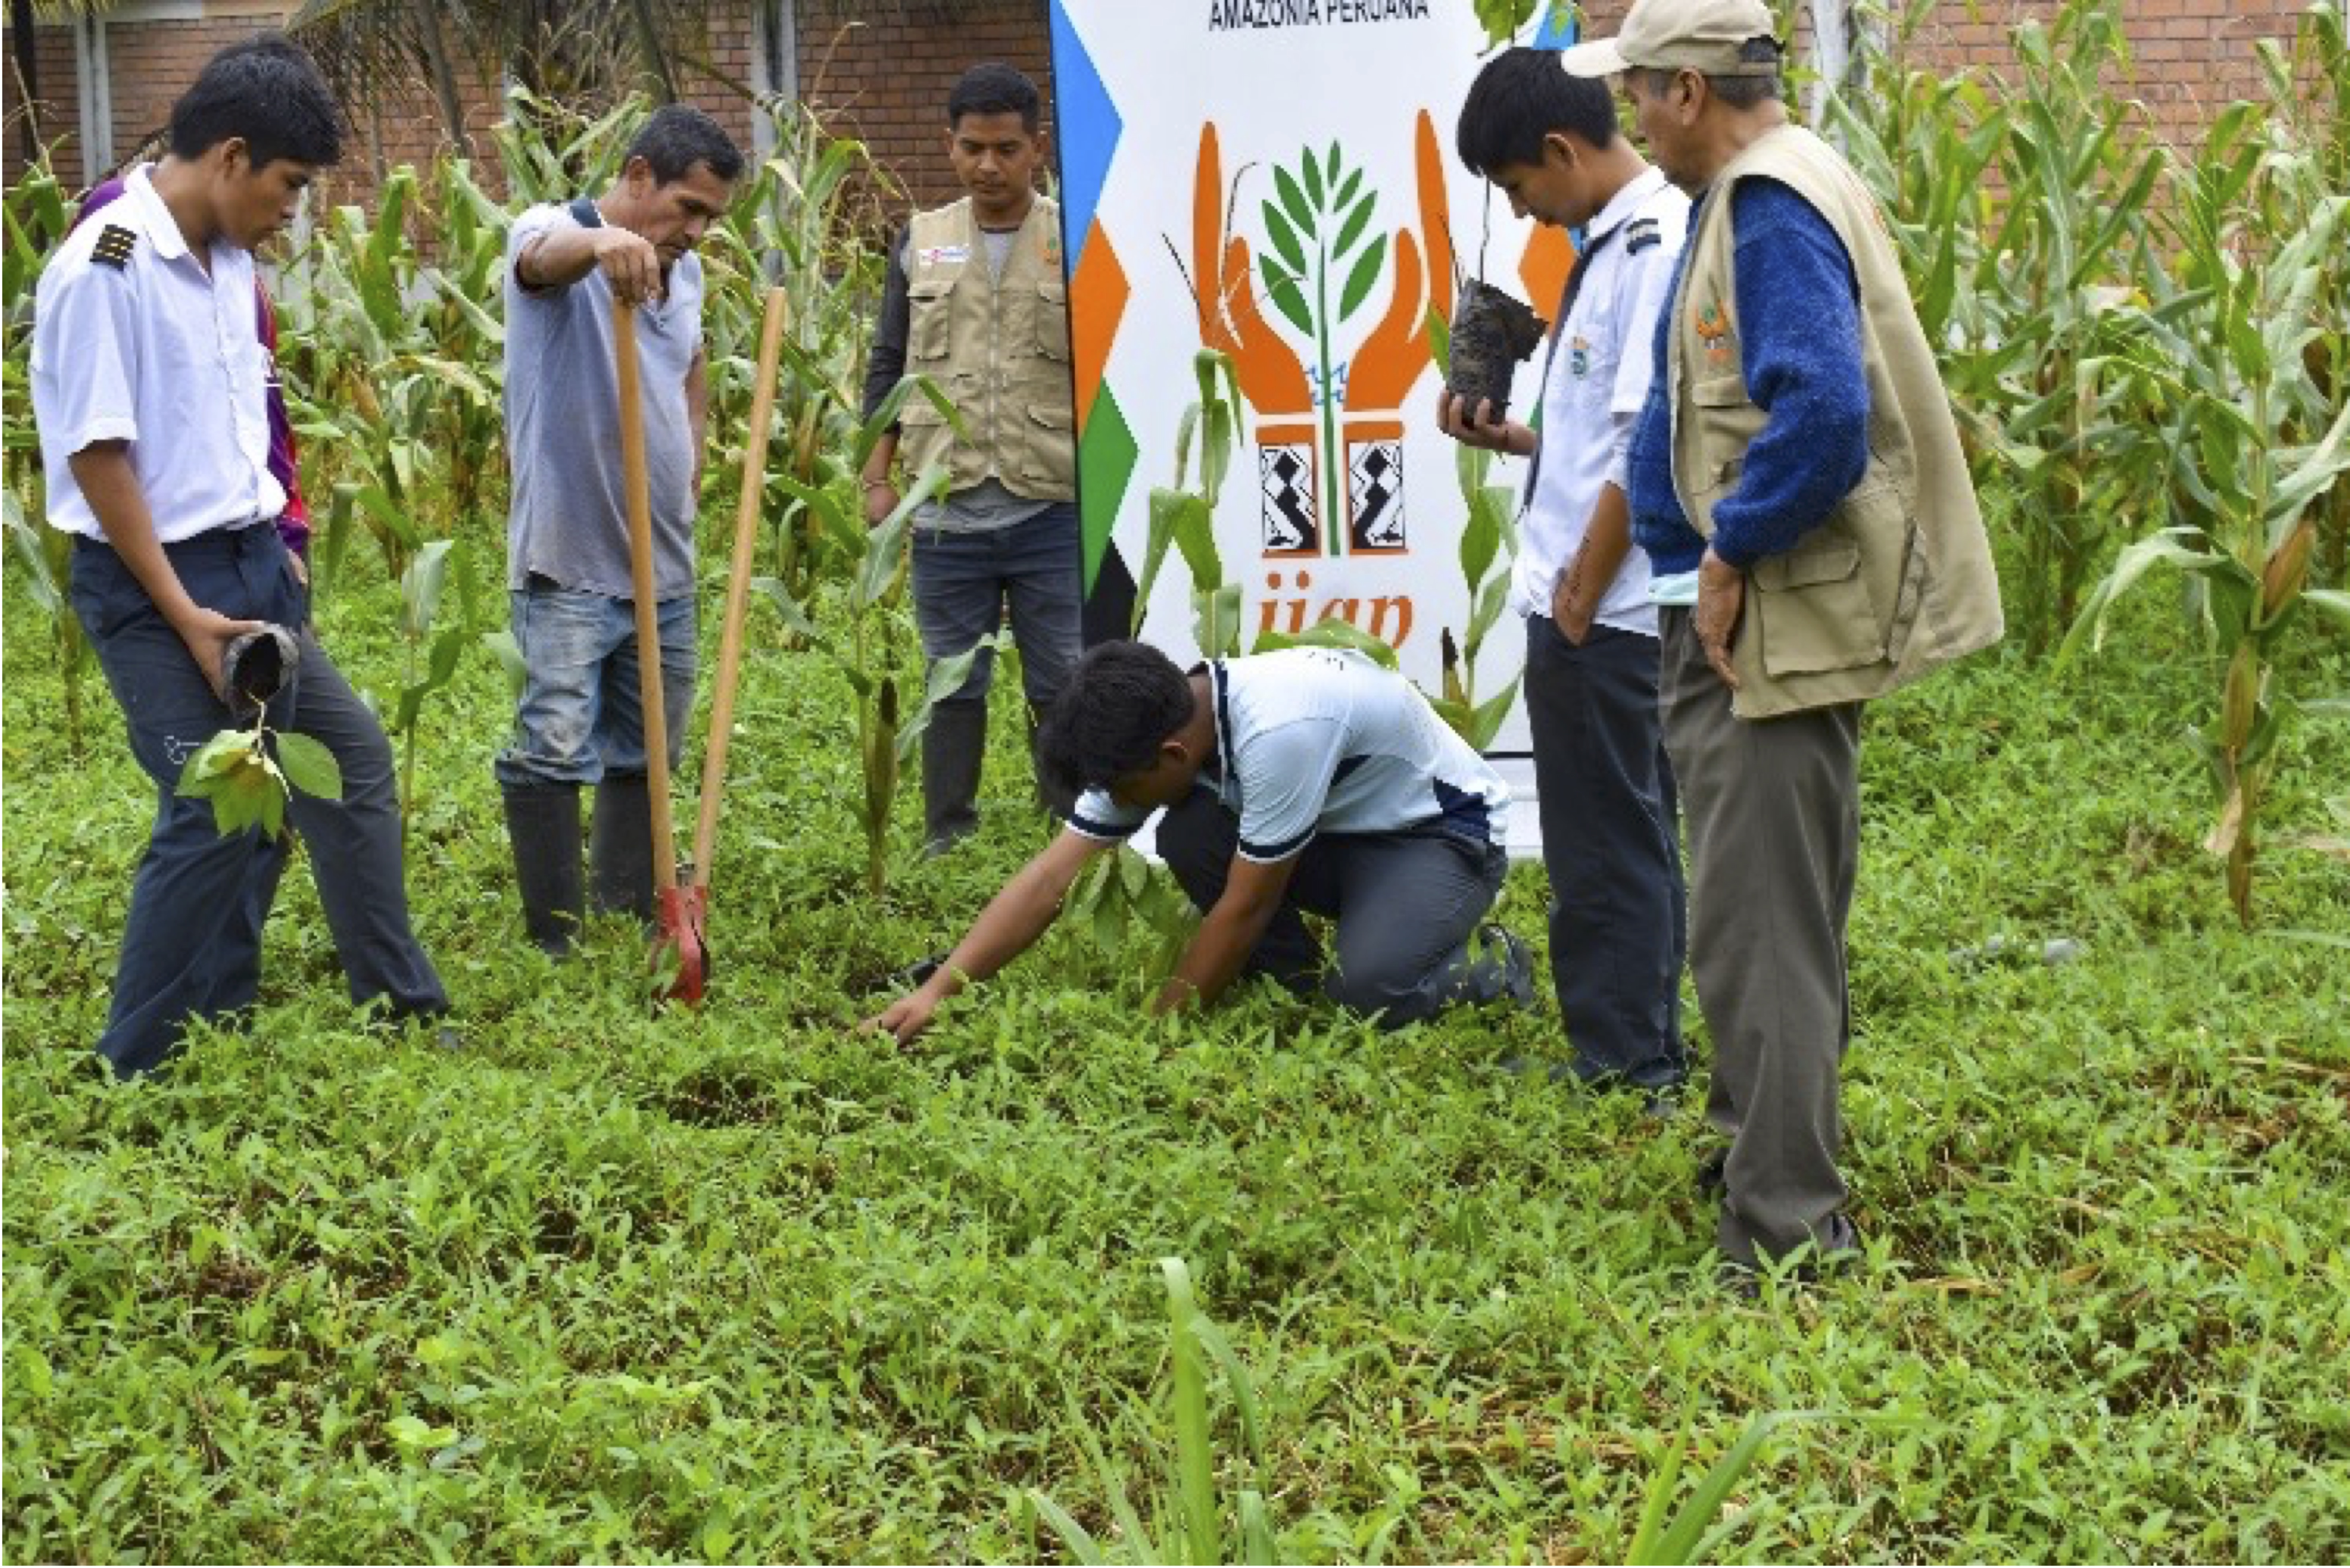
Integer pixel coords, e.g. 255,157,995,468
699,99,896,605
1133,349,1247,657
1824,0,2007,462
754,462,987,894
2262,1,2350,589
489,84,640,208
2,484,91,757
385,537,492,848
1408,312,1522,747
278,168,438,576
2063,103,2350,926
1623,1409,1818,1566
1027,1257,1276,1566
1976,0,2175,656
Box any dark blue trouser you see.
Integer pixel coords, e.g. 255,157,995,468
70,525,447,1079
910,503,1085,845
1522,615,1687,1090
1154,786,1512,1028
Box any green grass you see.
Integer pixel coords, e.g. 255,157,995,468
4,538,2347,1562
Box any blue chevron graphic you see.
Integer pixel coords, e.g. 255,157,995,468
1047,0,1120,272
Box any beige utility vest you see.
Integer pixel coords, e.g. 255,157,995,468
1667,124,2002,718
896,195,1077,501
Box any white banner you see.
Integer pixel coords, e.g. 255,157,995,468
1051,1,1576,755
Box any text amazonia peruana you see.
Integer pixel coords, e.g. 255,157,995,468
1210,0,1431,29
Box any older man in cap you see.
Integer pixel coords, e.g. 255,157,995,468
1563,0,2001,1285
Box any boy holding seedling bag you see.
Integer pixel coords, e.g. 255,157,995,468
859,63,1082,856
864,641,1532,1044
1438,48,1693,1107
29,35,450,1078
493,107,742,955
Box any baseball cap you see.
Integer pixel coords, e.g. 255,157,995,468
1558,0,1783,78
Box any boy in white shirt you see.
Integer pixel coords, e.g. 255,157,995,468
31,36,448,1077
1438,49,1690,1098
865,641,1530,1044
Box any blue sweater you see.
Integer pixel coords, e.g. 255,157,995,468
1627,178,1871,574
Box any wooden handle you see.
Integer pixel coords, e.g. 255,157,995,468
691,285,790,887
612,294,678,894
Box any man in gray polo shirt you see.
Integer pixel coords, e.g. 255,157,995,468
495,106,742,954
864,641,1531,1044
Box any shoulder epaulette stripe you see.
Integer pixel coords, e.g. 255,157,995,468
1625,217,1662,254
91,223,137,270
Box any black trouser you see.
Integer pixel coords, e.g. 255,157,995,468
70,526,447,1078
1154,786,1511,1027
1522,615,1687,1089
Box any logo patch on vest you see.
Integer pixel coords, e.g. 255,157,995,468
1694,298,1734,370
917,244,970,267
1568,335,1592,378
91,224,137,270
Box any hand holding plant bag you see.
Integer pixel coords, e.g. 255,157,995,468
174,629,344,837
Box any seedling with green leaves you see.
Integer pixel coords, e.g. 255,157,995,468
175,716,343,841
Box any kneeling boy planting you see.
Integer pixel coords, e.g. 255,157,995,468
864,641,1530,1043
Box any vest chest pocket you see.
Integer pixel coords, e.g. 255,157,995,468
1748,480,1910,677
1035,277,1070,363
908,280,954,364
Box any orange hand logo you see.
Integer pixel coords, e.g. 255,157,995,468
1345,110,1452,413
1191,122,1313,417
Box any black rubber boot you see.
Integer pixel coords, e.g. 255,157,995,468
502,782,583,956
1028,701,1078,823
590,773,656,923
921,700,988,856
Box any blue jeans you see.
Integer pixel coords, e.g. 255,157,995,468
910,502,1083,711
495,576,696,788
70,525,448,1078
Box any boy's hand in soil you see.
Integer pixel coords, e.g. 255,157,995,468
862,987,940,1045
1434,389,1535,457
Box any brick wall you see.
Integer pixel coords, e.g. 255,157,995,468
1890,0,2309,154
795,0,1056,211
2,23,83,185
3,2,2323,204
1578,0,2309,156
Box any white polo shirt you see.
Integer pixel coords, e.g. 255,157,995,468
31,164,285,542
1069,647,1512,864
1511,167,1689,634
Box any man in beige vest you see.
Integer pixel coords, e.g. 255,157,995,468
1563,0,2001,1285
861,63,1081,854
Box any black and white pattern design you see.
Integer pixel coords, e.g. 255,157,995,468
1348,440,1405,551
1259,443,1318,554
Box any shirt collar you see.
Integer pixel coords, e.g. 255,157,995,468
1585,166,1670,246
123,164,194,262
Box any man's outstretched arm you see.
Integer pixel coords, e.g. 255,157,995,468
862,826,1107,1043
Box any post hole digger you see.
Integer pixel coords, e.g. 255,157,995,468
613,284,789,1002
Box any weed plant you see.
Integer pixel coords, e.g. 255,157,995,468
5,482,2345,1562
